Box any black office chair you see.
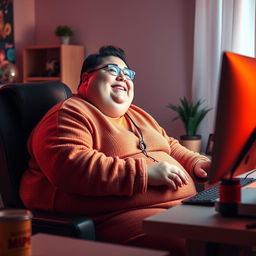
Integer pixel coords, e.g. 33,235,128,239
0,81,95,240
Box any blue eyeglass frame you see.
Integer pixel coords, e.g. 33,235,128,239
87,64,136,80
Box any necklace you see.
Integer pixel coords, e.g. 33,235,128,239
125,113,159,163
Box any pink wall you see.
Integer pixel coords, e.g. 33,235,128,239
14,0,195,139
14,0,35,82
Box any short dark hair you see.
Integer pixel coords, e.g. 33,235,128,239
78,45,129,87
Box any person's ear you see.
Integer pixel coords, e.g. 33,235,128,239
81,72,89,84
77,72,90,94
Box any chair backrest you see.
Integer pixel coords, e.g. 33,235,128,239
0,81,72,208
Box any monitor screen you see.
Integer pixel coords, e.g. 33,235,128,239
208,52,256,184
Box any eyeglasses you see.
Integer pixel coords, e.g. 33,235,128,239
88,64,136,80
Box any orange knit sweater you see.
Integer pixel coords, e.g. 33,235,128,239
20,95,208,221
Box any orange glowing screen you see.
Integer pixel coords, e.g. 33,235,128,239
208,52,256,184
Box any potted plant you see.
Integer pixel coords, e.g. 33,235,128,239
55,25,73,45
167,97,211,152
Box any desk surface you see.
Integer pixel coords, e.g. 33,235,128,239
143,204,256,247
32,234,168,256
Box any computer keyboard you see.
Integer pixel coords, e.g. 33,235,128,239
182,177,256,206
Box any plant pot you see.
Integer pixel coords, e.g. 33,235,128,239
60,36,70,45
179,135,202,152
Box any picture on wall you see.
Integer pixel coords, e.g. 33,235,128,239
0,0,17,84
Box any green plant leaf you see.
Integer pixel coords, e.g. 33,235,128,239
167,97,212,136
55,25,73,37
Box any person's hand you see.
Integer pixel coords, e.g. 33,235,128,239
147,161,189,191
193,160,211,181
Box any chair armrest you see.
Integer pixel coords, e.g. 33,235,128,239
31,210,95,241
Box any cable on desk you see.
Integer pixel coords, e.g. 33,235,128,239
243,169,256,179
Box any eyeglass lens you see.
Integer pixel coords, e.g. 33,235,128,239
106,64,135,80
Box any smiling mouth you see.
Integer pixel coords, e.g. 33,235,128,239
111,84,127,91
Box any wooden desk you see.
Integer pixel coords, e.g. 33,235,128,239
143,204,256,256
31,233,169,256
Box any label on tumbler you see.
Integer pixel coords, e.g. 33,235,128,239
0,209,32,256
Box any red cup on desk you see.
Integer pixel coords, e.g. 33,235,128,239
0,209,33,256
216,178,241,217
219,178,241,203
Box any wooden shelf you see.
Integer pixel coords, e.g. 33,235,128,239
23,45,84,92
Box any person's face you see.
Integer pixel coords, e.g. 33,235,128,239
78,56,134,118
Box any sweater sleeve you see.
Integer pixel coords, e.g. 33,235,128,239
145,116,210,179
30,103,148,197
168,136,210,176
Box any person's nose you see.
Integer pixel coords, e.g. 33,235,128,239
116,71,127,81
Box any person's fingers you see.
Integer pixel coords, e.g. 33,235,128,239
147,162,191,189
164,177,177,190
198,169,207,177
194,160,211,178
169,166,189,185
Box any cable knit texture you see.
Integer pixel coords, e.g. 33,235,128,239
20,94,209,221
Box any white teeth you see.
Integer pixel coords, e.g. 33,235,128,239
112,85,126,91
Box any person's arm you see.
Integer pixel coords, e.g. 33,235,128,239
30,107,148,197
168,137,211,181
128,105,210,185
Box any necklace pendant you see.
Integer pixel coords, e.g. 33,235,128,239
139,140,147,151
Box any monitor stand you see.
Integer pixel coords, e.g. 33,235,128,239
216,187,256,217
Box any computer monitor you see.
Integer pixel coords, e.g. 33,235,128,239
208,52,256,184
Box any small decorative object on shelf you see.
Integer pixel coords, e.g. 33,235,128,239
0,62,18,84
45,58,60,77
23,45,84,93
55,25,74,45
167,97,211,152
